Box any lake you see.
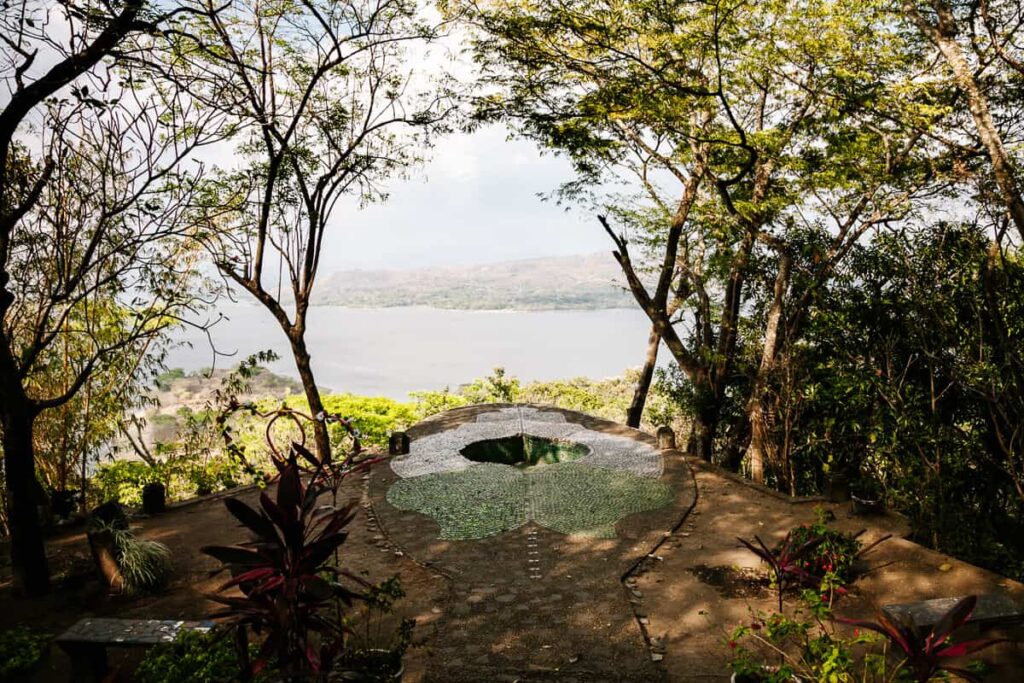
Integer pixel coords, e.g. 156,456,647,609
164,305,658,399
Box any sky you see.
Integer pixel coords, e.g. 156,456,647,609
322,124,612,271
2,8,614,274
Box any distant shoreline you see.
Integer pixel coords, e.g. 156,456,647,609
307,303,638,313
237,301,638,314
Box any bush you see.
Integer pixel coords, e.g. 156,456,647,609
0,627,47,681
135,629,251,683
91,520,173,594
92,461,162,507
786,519,862,586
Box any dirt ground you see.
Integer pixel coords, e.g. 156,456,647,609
2,404,1023,682
0,468,448,682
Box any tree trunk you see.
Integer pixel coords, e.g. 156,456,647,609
744,253,792,484
289,335,331,462
626,325,661,428
687,389,720,462
905,0,1024,241
0,390,51,596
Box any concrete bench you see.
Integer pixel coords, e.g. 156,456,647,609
56,618,214,681
882,594,1024,633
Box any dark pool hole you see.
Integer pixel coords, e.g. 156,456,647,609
460,435,589,469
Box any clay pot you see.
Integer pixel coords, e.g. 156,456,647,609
86,528,124,593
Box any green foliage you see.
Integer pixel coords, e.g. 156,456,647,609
727,600,893,683
91,455,251,507
0,627,48,681
411,367,686,433
92,520,173,594
317,394,419,448
154,367,186,391
787,224,1024,580
787,515,863,587
135,629,253,683
92,461,163,508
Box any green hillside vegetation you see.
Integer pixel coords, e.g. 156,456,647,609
92,367,685,509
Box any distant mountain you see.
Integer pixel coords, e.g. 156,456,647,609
314,253,634,310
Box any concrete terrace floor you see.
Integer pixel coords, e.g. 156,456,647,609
2,402,1022,681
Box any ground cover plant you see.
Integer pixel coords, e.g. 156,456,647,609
727,595,1004,683
0,627,48,682
135,629,261,683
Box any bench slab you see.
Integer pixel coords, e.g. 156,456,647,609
883,594,1024,630
57,618,214,646
57,618,215,682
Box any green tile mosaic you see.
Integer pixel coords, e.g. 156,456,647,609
386,463,528,540
528,463,675,537
386,460,673,540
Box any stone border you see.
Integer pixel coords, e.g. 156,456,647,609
390,405,663,480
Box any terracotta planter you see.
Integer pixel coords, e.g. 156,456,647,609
338,649,405,682
86,528,124,593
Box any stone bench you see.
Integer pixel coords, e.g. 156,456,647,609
882,594,1024,633
56,618,214,681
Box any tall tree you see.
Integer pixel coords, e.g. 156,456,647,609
0,1,219,594
901,0,1024,242
462,0,933,469
168,0,456,459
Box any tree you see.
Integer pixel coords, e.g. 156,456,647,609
789,222,1024,578
461,0,935,470
901,0,1024,242
168,0,457,460
625,325,661,429
0,0,219,594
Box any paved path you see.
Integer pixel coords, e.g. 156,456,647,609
369,404,697,681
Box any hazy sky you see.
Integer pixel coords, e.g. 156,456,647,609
321,124,612,271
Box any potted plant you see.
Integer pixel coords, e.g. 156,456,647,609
339,577,415,682
850,476,885,515
201,445,368,682
86,502,129,592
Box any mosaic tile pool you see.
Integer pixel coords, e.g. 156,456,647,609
387,407,672,539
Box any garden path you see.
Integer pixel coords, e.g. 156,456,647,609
369,404,698,682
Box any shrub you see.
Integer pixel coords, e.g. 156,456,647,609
783,512,890,602
135,629,245,683
787,521,862,585
0,627,47,681
202,444,366,681
92,461,162,507
91,520,173,594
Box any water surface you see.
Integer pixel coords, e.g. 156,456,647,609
165,305,655,399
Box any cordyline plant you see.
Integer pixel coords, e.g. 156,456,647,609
202,442,372,682
838,596,1007,683
739,533,826,612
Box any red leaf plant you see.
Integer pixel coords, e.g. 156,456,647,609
838,595,1007,683
202,443,369,682
738,532,826,612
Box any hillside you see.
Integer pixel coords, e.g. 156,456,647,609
314,253,634,310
